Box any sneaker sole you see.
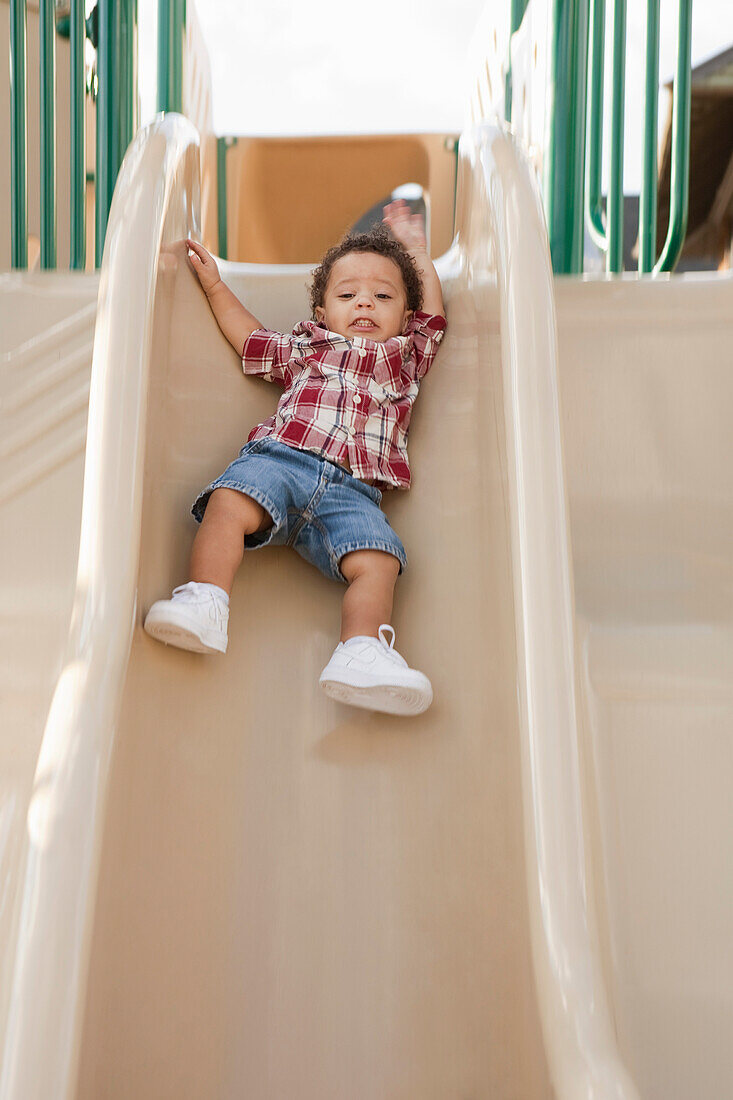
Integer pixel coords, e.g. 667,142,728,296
319,673,432,716
143,607,227,654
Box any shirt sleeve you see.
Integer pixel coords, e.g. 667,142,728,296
408,311,447,380
241,328,298,388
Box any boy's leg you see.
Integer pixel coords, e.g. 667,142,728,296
321,549,432,716
190,487,273,594
339,549,400,641
144,488,273,654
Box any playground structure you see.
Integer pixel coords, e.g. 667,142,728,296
2,3,732,1099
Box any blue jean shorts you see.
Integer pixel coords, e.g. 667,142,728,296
191,437,407,584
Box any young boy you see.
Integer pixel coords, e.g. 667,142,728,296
144,200,446,716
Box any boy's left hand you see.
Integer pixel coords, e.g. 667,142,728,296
383,200,428,253
186,237,222,296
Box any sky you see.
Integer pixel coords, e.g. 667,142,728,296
138,0,733,192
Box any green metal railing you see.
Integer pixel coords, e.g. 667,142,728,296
69,0,86,269
544,0,590,274
510,0,693,274
10,0,28,269
158,0,186,113
95,0,138,267
505,0,531,122
585,0,692,274
9,0,692,277
217,136,231,260
39,0,56,268
9,0,187,271
648,0,692,272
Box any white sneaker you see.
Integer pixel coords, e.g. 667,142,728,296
319,625,433,716
143,582,229,654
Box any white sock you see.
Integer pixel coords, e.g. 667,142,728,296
342,635,378,647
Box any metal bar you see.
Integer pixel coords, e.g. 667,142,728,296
544,0,590,274
157,0,170,111
10,0,28,269
585,0,607,250
39,0,57,268
96,0,138,268
654,0,693,274
158,0,184,113
96,0,112,267
607,0,626,273
505,0,529,122
118,0,138,171
217,137,228,259
70,0,86,269
638,0,660,272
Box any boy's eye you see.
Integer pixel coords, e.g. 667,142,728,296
338,293,354,299
377,293,391,300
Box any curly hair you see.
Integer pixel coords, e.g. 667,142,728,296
309,223,424,318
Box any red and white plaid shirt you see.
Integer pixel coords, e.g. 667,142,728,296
241,311,447,490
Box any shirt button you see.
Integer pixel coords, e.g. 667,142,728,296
353,394,361,404
357,348,367,357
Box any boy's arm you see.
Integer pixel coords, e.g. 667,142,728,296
407,248,445,319
186,238,264,355
382,201,445,318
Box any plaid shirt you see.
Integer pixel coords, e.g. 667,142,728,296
241,311,447,490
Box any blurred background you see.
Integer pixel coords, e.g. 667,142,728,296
140,0,733,196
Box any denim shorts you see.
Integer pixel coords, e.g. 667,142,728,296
191,437,407,584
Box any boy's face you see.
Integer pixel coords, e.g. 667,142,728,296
315,252,413,342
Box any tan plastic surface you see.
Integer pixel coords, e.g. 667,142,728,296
3,114,733,1100
75,126,551,1099
224,133,458,263
556,273,733,1100
0,272,98,1078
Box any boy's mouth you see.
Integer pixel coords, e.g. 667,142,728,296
351,318,377,330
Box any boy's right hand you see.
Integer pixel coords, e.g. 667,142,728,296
186,238,221,296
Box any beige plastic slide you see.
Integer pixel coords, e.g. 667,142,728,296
2,114,733,1100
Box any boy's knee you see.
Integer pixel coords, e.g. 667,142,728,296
206,488,272,532
340,549,400,585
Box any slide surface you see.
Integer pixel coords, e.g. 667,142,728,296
2,116,732,1100
556,273,733,1100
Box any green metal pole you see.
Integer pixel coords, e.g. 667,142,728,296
638,0,660,273
217,137,229,260
10,0,28,269
505,0,530,123
585,0,607,250
96,0,138,267
158,0,185,113
96,0,111,266
544,0,590,273
607,0,626,273
39,0,57,268
654,0,693,273
119,0,138,166
70,0,86,269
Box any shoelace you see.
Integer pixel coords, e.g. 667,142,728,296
377,624,407,667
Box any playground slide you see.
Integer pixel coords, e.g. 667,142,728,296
0,270,98,1064
555,272,733,1100
2,113,733,1100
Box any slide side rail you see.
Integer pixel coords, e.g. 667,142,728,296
474,121,641,1100
0,113,200,1100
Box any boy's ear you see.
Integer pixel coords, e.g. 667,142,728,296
315,305,325,322
402,309,414,333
